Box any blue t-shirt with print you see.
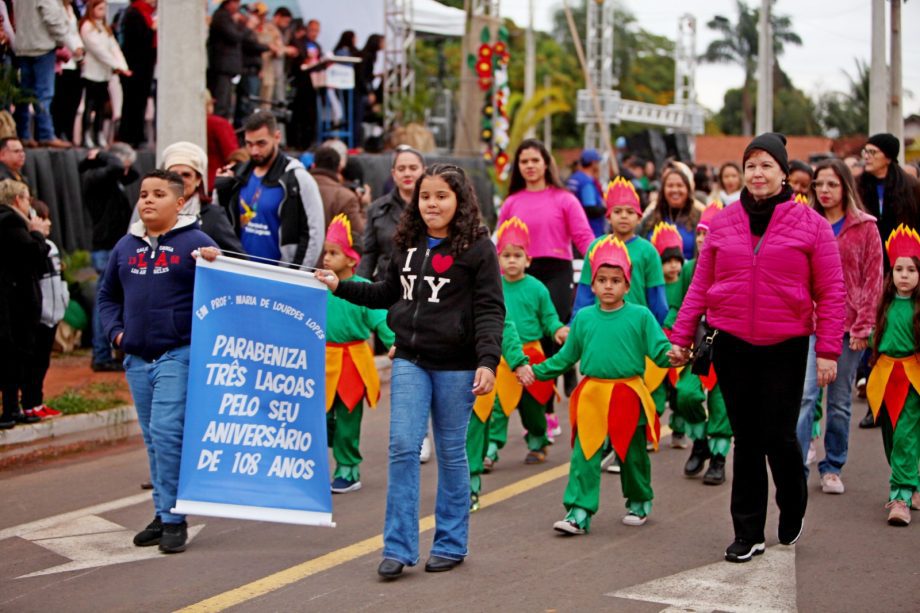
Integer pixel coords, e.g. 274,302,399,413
239,173,285,261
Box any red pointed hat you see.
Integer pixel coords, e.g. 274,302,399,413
650,222,684,259
496,216,530,254
588,235,632,283
697,200,724,231
604,176,641,216
885,224,920,267
325,214,361,265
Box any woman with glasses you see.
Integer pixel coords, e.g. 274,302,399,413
855,133,920,428
796,159,883,494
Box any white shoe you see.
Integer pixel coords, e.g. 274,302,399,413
606,457,621,474
820,472,845,494
553,519,585,535
806,439,817,465
622,513,647,526
420,435,432,463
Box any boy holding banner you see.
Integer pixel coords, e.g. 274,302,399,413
323,214,394,494
98,170,218,554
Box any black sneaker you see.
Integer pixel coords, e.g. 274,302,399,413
15,410,40,424
684,438,711,476
858,409,877,429
158,521,188,553
91,360,124,372
778,516,804,545
0,416,15,430
133,516,163,547
703,454,726,485
725,539,765,563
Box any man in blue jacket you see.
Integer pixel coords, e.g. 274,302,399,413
98,170,217,554
565,149,607,238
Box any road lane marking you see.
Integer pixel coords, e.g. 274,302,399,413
176,462,572,613
0,493,151,542
608,545,797,612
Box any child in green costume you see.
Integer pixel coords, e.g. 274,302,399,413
534,235,671,534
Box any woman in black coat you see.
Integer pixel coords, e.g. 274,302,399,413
0,180,51,429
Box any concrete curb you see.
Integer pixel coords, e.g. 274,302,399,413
0,356,393,463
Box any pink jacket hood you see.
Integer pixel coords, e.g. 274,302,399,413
671,199,846,358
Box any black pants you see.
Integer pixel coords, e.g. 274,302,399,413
82,79,110,141
22,324,56,410
117,71,153,147
50,68,83,141
208,71,236,120
528,257,575,412
713,332,809,543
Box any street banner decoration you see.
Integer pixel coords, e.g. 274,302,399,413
173,256,333,526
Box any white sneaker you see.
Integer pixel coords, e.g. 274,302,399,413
600,448,618,469
670,433,690,449
420,435,432,463
622,513,647,526
806,439,817,465
553,519,585,535
606,457,621,474
820,472,845,494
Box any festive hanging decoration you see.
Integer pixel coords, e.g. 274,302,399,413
467,25,512,180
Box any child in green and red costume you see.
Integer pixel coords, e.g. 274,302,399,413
866,224,920,525
323,214,395,494
468,319,533,512
484,217,569,469
671,201,733,485
650,221,689,449
534,236,672,534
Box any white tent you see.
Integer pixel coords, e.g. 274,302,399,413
300,0,466,53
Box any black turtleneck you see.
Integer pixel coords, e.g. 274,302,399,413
740,184,794,236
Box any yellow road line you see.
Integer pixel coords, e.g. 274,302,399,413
176,463,571,613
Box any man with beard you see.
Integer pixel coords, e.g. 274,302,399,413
215,112,324,268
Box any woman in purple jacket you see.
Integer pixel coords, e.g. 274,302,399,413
669,133,846,564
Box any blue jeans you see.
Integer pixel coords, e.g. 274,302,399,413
797,334,862,477
384,359,474,566
124,346,190,524
14,51,57,141
91,250,112,365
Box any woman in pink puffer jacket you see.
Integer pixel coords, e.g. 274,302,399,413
669,133,846,564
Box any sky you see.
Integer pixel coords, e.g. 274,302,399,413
499,0,920,116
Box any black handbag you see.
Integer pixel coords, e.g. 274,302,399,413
690,318,719,376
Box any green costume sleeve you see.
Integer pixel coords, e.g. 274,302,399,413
537,283,565,338
501,320,529,370
365,306,395,348
534,313,582,380
645,309,673,368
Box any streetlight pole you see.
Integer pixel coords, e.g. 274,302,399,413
755,0,773,134
888,0,903,149
869,0,887,135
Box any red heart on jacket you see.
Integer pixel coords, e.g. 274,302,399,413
431,253,454,274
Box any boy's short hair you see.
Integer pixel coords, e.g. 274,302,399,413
142,169,185,199
594,263,628,281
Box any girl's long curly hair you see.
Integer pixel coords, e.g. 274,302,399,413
871,255,920,365
393,163,488,256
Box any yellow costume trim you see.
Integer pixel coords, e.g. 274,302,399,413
866,354,920,419
644,356,669,394
325,341,380,412
572,376,658,461
472,340,547,423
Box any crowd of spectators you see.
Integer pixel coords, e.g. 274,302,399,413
0,0,385,152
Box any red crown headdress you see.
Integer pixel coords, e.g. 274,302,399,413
496,216,530,255
588,235,632,283
885,224,920,267
698,200,724,231
325,214,361,265
604,176,641,215
650,222,684,260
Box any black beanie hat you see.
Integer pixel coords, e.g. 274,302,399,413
743,132,789,176
867,133,899,162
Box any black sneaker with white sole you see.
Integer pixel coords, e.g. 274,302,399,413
158,521,188,553
724,539,765,563
133,516,163,547
778,516,804,545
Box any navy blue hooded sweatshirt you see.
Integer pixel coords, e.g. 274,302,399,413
98,216,217,361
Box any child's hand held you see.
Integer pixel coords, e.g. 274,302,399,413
515,364,535,387
554,325,570,345
472,367,495,395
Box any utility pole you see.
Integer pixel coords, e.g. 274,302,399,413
523,0,536,138
888,0,903,149
869,0,887,135
755,0,773,135
156,0,207,161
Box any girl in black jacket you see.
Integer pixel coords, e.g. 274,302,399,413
315,164,504,579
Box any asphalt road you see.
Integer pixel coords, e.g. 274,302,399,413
1,388,917,612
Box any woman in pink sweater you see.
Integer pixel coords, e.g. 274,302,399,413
796,159,883,492
499,139,595,432
669,133,846,564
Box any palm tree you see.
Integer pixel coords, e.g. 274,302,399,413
702,0,802,135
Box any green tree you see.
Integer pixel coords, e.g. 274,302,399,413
714,66,820,135
816,59,870,136
702,0,802,135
